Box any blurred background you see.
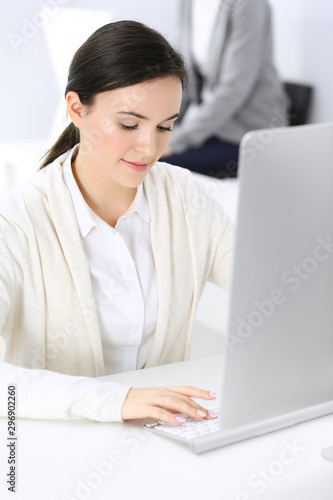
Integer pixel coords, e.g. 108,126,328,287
1,0,333,359
1,0,333,189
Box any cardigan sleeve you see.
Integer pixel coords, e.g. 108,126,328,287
170,0,271,152
0,361,131,422
172,165,234,290
0,217,15,341
206,201,234,290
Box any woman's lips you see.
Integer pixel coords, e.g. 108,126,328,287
122,159,150,172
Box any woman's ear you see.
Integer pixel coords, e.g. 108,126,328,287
66,91,85,129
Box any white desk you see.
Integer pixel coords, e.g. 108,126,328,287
1,355,332,500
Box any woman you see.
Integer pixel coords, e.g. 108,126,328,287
0,21,233,424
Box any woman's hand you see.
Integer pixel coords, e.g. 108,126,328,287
121,386,217,424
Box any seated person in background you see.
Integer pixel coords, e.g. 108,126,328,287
162,0,289,178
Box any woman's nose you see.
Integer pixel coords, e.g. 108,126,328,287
134,129,157,158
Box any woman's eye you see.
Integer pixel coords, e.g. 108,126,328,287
120,123,137,130
157,126,173,132
120,123,172,132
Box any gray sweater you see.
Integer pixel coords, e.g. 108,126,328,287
170,0,289,153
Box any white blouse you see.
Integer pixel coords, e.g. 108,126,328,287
63,146,158,375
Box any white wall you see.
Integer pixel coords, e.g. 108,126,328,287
269,0,333,124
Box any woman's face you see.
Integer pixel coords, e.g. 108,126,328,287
72,76,182,189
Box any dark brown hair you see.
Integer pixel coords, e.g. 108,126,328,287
40,20,188,169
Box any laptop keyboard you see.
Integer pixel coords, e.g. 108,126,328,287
145,409,222,441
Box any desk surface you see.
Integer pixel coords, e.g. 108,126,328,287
1,355,333,500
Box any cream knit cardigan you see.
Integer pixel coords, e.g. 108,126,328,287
0,149,233,421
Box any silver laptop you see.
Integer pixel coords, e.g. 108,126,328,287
145,122,333,454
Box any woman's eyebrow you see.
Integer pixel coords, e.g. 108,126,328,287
118,111,180,121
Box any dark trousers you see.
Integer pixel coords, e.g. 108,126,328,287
163,138,239,178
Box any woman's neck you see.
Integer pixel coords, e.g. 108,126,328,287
71,156,137,228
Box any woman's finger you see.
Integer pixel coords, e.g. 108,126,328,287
167,385,218,400
153,389,215,416
153,394,205,418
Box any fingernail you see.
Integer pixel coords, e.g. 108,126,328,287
197,409,207,417
209,391,217,398
176,416,186,423
208,411,217,418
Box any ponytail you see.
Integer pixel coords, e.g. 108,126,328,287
39,122,80,170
